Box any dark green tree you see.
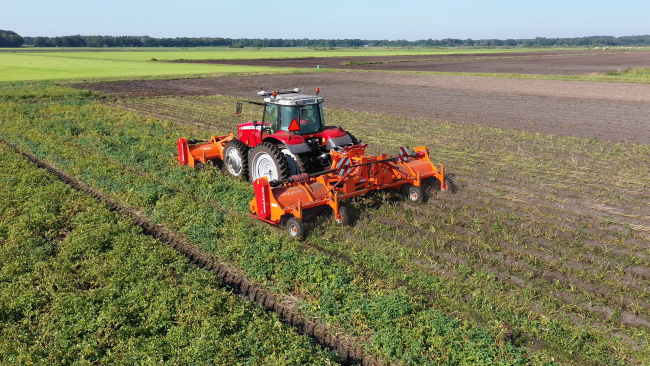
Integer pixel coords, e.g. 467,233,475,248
0,30,24,47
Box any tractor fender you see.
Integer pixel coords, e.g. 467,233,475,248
263,137,312,155
325,134,353,150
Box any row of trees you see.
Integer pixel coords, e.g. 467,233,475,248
0,30,24,47
14,34,650,49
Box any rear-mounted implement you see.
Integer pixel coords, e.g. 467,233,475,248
176,134,235,169
250,144,452,239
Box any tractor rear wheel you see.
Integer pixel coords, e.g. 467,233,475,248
286,217,306,240
249,142,290,183
222,140,249,181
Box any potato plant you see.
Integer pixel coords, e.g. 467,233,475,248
0,143,338,365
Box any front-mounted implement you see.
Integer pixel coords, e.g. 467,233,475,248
250,144,452,239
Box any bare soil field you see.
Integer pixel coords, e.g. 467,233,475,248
174,50,650,75
78,72,650,144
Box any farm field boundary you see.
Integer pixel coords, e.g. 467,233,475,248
0,138,378,366
172,49,650,77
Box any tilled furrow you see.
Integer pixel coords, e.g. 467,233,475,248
366,214,650,327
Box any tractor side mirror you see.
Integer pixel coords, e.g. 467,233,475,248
236,102,242,115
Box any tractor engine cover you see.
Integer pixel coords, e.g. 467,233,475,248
320,127,353,150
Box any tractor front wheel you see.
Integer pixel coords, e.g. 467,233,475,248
249,142,290,183
222,140,249,181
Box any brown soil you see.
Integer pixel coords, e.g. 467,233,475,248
172,50,650,75
77,72,650,144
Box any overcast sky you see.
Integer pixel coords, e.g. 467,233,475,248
2,0,649,40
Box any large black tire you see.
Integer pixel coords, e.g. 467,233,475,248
296,153,313,174
249,142,290,183
286,217,306,240
222,139,249,181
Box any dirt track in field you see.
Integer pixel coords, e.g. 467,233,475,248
173,50,650,75
78,72,650,144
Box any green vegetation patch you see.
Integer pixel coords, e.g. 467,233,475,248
0,82,541,365
604,67,650,78
13,47,566,62
0,143,337,365
0,53,300,82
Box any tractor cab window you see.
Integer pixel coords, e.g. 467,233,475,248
271,104,324,135
262,104,279,132
277,106,299,133
298,104,323,134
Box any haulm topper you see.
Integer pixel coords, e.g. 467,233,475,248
250,144,451,239
176,88,453,238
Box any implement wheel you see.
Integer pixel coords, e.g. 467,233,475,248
250,142,290,183
286,217,306,240
335,205,350,226
223,139,249,181
402,184,423,203
441,177,456,194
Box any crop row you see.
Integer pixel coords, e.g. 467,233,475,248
0,142,338,365
118,93,650,364
0,83,537,365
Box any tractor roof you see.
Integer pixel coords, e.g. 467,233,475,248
263,94,324,106
257,88,324,106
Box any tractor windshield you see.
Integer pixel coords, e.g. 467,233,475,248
265,103,324,135
297,104,323,134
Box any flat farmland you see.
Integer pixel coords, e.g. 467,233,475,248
79,72,650,144
73,72,650,363
174,50,650,75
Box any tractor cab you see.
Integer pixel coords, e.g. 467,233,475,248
261,93,325,135
233,88,358,183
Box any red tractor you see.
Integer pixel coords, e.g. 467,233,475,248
178,88,359,182
226,88,359,182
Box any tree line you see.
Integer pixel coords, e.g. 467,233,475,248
4,32,650,48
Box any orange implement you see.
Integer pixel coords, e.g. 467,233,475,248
250,144,448,239
176,134,235,168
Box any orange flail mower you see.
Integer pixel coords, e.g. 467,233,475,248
176,134,236,169
250,144,451,239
